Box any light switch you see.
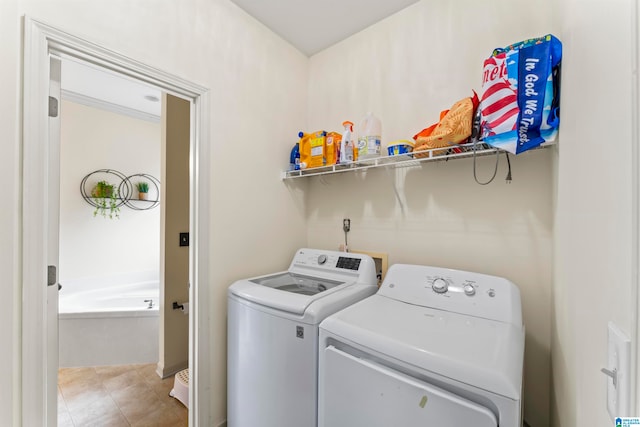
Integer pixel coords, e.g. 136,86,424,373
605,321,631,420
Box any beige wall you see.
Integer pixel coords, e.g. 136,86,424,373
552,0,635,425
159,94,190,377
305,1,554,425
1,0,309,424
59,100,161,282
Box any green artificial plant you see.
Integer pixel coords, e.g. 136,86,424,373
136,181,149,193
91,180,120,219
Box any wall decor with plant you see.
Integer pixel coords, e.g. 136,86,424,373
125,173,160,210
80,169,161,218
91,180,120,219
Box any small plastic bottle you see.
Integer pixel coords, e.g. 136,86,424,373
289,143,300,171
357,112,382,160
340,121,355,164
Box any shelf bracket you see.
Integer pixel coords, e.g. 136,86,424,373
384,165,405,214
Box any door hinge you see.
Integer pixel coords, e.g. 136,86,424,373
47,265,57,287
48,96,58,118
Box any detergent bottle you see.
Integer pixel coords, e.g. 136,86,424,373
340,121,355,163
357,112,382,160
298,130,326,169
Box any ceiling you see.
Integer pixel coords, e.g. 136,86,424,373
60,1,418,116
229,0,420,56
61,58,162,121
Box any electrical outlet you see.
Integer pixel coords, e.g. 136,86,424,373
343,218,351,233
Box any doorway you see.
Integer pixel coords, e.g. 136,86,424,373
56,58,191,425
22,17,212,426
57,58,164,372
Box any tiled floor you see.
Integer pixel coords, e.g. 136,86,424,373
58,364,188,427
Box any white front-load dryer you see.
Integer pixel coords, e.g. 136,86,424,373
318,264,525,427
227,248,378,427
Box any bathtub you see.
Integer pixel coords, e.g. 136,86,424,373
59,275,160,367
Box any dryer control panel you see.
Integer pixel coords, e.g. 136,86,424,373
377,264,522,327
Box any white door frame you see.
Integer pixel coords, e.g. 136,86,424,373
22,16,212,426
633,0,640,414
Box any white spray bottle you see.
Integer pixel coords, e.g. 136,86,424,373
340,121,354,164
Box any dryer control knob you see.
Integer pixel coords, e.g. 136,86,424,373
317,254,328,265
432,278,448,294
463,284,476,296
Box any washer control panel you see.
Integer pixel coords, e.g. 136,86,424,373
292,250,356,270
378,264,522,327
288,249,377,286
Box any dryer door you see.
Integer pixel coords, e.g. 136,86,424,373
320,346,497,427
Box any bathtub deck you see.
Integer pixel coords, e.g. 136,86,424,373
58,363,187,427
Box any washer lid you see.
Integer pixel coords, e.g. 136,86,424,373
228,248,378,316
320,295,524,400
250,272,344,296
229,275,351,315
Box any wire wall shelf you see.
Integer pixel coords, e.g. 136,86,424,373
81,169,161,212
281,141,555,180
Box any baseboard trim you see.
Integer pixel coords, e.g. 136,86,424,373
156,361,188,379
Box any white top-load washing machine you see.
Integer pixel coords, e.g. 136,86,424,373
227,248,378,427
318,264,525,427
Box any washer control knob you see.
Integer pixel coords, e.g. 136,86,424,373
432,278,448,294
463,284,476,296
317,254,328,265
